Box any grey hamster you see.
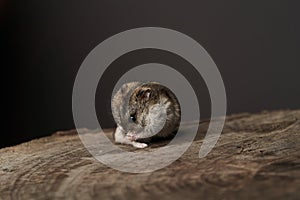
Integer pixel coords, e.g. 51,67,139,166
111,82,181,148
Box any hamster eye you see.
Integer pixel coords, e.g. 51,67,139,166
130,114,137,122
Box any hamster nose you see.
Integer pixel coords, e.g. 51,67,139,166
127,132,137,141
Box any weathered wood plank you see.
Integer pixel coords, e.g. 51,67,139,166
0,110,300,200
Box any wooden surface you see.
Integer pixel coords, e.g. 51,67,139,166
1,110,300,200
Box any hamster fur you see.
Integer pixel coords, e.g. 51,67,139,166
111,82,181,148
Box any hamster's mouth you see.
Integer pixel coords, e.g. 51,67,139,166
126,134,137,141
126,132,142,141
126,131,152,141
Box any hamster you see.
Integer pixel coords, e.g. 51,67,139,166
111,82,181,148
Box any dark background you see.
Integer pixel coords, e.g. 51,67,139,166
2,0,300,148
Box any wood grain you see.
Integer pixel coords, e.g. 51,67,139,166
1,110,300,200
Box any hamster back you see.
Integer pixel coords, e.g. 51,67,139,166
128,82,181,139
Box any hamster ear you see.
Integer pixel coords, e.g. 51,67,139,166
137,88,152,100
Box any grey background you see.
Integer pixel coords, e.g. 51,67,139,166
3,0,300,148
